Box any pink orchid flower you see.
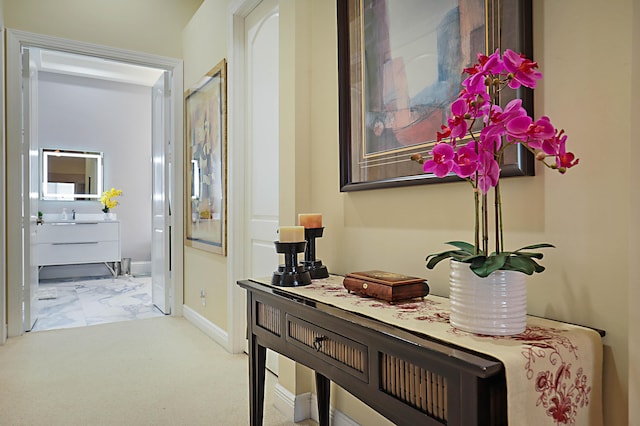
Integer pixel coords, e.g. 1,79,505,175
423,143,455,177
462,49,504,94
503,49,542,89
544,130,579,172
436,125,451,142
453,142,479,178
422,50,575,192
520,116,556,148
457,89,490,120
557,151,579,172
413,49,578,280
447,98,469,139
479,100,524,146
475,152,500,194
478,129,503,152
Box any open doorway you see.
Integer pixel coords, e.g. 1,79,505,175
5,30,184,337
27,47,169,332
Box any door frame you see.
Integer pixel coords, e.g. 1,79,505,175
227,0,264,354
4,29,184,337
1,29,7,344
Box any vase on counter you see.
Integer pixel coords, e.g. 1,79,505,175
448,260,527,336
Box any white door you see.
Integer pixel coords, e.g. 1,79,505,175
151,71,172,314
22,47,39,331
246,0,280,373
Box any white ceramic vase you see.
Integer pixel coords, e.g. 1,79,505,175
449,260,527,336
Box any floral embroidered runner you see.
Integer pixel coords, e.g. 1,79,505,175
251,275,603,425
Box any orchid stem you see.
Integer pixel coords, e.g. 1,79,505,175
482,193,488,255
495,181,502,254
474,187,480,254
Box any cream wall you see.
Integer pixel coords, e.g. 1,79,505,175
307,1,632,425
3,0,203,58
182,0,228,88
631,1,640,423
183,0,633,424
181,0,231,334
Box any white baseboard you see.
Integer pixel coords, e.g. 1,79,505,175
273,382,358,425
38,263,112,280
38,260,152,280
332,408,360,426
274,383,314,422
182,304,229,348
130,260,151,276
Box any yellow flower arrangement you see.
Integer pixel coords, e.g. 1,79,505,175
100,187,123,213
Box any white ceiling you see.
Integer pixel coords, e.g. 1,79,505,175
32,48,165,87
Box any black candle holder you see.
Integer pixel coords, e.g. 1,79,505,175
303,227,329,279
271,241,312,287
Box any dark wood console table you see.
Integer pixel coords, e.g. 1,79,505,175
238,279,508,425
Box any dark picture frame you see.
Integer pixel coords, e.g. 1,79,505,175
185,59,227,255
338,0,534,192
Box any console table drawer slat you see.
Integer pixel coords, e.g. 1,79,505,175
380,352,448,422
287,315,368,382
256,301,281,336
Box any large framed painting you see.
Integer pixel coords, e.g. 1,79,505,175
338,0,534,191
185,59,227,255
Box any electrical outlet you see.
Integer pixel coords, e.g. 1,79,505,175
200,288,206,306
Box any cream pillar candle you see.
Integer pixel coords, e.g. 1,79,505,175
278,226,305,242
298,213,323,228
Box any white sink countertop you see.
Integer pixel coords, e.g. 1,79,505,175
41,213,117,223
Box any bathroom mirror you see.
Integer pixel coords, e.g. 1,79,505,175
41,149,103,200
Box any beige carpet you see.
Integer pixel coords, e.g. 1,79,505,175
0,316,316,426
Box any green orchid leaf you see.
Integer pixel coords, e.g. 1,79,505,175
449,252,473,262
503,256,536,275
512,251,545,259
426,251,460,269
459,254,485,263
426,245,481,269
425,242,553,277
514,243,555,252
425,253,449,269
470,254,507,277
444,241,476,254
514,255,546,273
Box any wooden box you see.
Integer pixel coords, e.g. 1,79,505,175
343,270,429,303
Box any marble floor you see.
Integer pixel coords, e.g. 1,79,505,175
31,276,165,333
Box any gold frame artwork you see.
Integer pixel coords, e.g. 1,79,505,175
185,59,227,255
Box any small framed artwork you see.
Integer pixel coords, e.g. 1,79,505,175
185,59,227,255
338,0,534,191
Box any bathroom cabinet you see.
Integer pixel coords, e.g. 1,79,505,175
38,221,121,268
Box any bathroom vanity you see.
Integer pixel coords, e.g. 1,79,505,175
37,148,121,274
37,219,121,273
